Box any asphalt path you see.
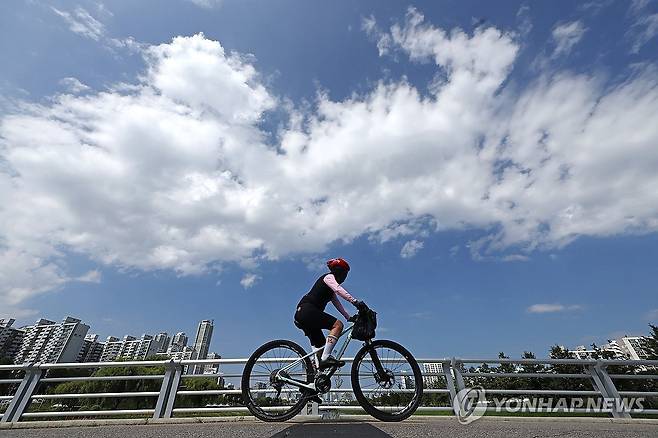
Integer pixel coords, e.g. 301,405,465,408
1,418,657,438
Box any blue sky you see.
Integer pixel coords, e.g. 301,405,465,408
1,0,657,359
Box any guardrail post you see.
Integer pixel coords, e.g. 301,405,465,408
590,361,631,419
442,359,457,415
301,400,319,417
1,363,42,423
450,358,466,416
153,360,182,419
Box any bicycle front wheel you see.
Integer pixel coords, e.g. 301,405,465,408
351,339,423,421
241,339,314,422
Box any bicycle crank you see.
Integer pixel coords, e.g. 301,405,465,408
314,374,332,394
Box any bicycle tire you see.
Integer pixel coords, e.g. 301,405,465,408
241,339,314,422
351,339,423,421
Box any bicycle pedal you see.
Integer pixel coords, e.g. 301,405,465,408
301,390,323,404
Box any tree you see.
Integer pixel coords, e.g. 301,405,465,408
494,352,519,391
33,359,167,414
643,324,658,360
589,343,616,360
548,345,590,393
176,377,225,408
519,351,546,391
0,357,19,398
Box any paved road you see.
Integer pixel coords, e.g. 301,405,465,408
1,418,657,438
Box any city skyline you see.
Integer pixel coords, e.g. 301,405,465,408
0,315,218,367
1,311,653,365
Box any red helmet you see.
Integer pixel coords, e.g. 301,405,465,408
326,257,350,272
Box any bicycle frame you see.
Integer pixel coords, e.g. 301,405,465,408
274,323,356,391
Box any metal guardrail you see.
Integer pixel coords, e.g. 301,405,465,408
1,357,657,422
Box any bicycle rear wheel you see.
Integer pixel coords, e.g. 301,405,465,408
351,339,423,421
241,339,314,422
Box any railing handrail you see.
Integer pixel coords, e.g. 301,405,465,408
2,357,656,370
1,356,656,423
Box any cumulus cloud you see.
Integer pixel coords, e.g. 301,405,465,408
400,240,424,259
240,273,260,289
527,304,583,314
551,21,587,57
2,8,658,308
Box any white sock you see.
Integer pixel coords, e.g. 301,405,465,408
321,336,338,361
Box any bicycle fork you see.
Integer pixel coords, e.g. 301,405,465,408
364,340,393,386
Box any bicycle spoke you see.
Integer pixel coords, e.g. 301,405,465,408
354,344,419,417
244,342,313,421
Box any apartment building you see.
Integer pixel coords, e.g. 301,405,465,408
14,317,89,364
0,319,25,362
77,334,105,363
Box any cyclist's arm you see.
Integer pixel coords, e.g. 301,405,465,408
323,273,358,306
331,295,351,320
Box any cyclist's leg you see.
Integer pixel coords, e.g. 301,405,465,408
295,304,341,362
306,312,346,367
294,305,327,351
322,319,343,360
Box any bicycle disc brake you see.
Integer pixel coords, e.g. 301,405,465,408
375,369,395,389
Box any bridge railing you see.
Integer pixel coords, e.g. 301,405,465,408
1,357,656,422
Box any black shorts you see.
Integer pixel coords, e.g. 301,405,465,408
294,303,337,348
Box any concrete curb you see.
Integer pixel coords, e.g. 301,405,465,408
471,416,658,425
0,416,255,430
1,415,657,429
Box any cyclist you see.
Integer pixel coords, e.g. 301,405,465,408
294,257,363,371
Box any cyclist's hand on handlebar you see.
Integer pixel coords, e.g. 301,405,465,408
348,314,358,323
354,300,368,311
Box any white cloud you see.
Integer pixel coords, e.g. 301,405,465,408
527,304,582,314
0,306,39,320
59,77,90,94
579,0,614,14
240,273,260,289
502,254,529,262
362,15,377,34
51,7,105,41
1,8,658,307
626,0,658,53
631,0,651,15
384,7,518,83
400,240,424,259
371,218,432,244
410,311,432,319
516,5,533,37
108,36,145,54
551,21,587,57
51,5,142,55
187,0,223,8
75,270,102,283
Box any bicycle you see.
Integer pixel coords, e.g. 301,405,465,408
241,307,423,422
